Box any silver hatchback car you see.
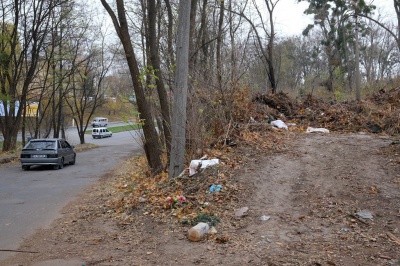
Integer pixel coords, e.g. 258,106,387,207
20,138,76,170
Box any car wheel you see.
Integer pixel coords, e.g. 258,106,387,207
70,155,76,165
22,165,30,170
53,158,64,170
59,158,64,169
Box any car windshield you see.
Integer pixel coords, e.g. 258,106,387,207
24,140,56,150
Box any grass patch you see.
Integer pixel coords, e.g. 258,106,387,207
85,124,142,134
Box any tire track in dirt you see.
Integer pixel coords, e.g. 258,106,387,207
241,133,399,266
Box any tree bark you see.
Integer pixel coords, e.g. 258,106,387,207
169,0,191,178
216,0,225,90
147,0,172,162
101,0,163,174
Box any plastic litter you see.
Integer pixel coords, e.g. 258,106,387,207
188,222,210,242
209,226,217,234
189,158,219,176
270,120,288,130
260,215,271,221
355,210,373,219
306,127,330,134
209,184,223,193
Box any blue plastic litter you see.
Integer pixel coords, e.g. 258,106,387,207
209,184,223,193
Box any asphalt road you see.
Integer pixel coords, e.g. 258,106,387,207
0,125,143,261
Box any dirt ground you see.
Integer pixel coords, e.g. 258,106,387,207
1,131,399,266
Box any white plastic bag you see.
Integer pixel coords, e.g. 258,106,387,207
270,120,288,130
189,159,219,176
306,127,330,134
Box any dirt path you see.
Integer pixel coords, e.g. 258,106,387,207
1,133,399,266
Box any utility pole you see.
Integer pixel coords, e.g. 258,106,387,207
169,0,191,178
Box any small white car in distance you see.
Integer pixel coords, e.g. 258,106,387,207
91,117,108,127
92,127,112,139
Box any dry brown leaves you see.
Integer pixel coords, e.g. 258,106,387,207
251,87,400,135
105,87,398,231
104,124,292,230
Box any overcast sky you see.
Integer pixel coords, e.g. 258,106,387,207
273,0,397,36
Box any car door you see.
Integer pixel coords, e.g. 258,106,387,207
59,140,71,163
63,140,74,162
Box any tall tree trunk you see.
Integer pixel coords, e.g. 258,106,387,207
199,0,209,82
147,0,172,162
189,0,198,69
164,0,175,70
266,0,277,94
101,0,163,174
169,0,191,178
216,0,225,90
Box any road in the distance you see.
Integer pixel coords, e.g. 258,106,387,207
0,126,143,261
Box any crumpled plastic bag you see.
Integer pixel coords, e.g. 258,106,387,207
189,158,219,176
270,120,288,130
306,127,330,134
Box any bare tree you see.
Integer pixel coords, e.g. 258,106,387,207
0,0,68,151
101,0,163,174
233,0,279,94
147,0,172,160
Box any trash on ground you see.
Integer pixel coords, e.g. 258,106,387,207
164,195,186,208
209,226,217,234
189,158,219,176
138,197,146,202
188,222,210,242
270,120,288,130
234,207,249,217
355,210,373,219
260,215,270,221
209,184,223,193
306,127,330,133
343,228,349,232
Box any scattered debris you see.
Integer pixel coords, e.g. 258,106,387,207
306,127,330,134
209,226,217,234
355,210,373,219
270,120,288,130
189,158,219,176
138,197,146,202
188,222,210,242
260,215,270,221
209,184,223,193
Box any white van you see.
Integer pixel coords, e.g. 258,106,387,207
91,117,108,127
92,127,112,139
